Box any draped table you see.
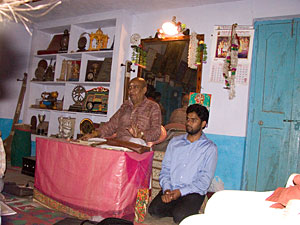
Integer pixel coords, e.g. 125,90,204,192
33,137,153,221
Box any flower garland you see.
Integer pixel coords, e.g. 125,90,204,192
188,32,198,69
223,23,239,99
131,45,147,68
196,40,207,65
188,32,208,68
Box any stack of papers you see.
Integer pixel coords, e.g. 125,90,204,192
77,138,134,152
77,138,107,146
98,144,133,152
88,138,107,142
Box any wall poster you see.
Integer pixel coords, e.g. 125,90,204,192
189,92,212,112
209,25,254,86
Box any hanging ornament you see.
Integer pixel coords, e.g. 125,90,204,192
131,45,147,69
131,48,137,64
196,40,207,65
130,33,141,46
188,32,198,69
223,23,239,99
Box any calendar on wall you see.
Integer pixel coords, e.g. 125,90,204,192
209,25,254,86
210,62,249,85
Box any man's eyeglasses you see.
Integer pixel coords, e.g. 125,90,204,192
128,85,141,90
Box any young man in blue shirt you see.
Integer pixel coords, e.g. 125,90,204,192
148,104,218,224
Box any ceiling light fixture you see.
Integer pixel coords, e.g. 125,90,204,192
0,0,61,35
157,16,189,39
161,21,178,36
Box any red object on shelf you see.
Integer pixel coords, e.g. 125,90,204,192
37,34,63,55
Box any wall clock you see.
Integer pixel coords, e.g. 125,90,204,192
130,33,141,46
80,118,94,135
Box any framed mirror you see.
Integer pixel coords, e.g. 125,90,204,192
137,34,204,125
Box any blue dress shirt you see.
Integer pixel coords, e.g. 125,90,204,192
159,133,218,196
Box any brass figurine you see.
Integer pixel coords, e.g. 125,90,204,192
88,28,109,51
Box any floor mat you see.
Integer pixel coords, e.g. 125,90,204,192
1,193,149,225
2,193,69,225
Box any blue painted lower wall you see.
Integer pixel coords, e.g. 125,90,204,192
0,118,246,190
0,118,36,156
207,134,246,190
0,118,14,140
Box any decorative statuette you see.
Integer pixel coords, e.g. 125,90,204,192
88,28,109,51
60,29,69,52
57,116,75,139
69,85,86,112
37,114,48,136
57,59,67,81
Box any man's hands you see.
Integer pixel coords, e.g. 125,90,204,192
128,124,144,139
161,189,181,203
79,130,98,141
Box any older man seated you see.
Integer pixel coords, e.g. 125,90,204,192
81,77,162,145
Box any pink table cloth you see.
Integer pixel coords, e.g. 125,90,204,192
34,137,153,220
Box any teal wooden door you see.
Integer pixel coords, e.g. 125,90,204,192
290,20,300,174
243,19,300,191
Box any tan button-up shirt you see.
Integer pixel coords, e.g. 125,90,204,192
96,97,162,142
169,106,188,125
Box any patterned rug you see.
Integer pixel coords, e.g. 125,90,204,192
1,193,148,225
2,193,69,225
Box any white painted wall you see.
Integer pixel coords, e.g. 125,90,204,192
131,0,300,137
0,21,32,119
1,0,300,137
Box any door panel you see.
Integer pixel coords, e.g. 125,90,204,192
289,19,300,174
256,128,285,191
244,20,298,191
263,32,293,114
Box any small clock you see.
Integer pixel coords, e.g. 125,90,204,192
85,62,100,81
86,72,95,81
130,33,141,46
80,118,94,135
78,36,87,51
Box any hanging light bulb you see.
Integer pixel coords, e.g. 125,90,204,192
162,21,178,36
156,16,189,38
